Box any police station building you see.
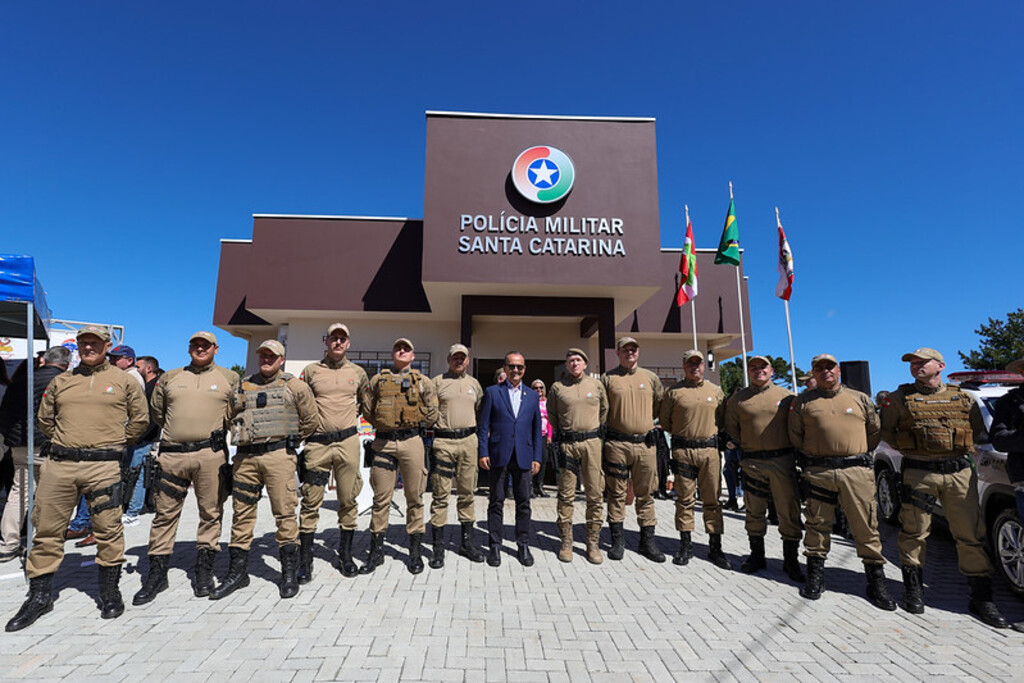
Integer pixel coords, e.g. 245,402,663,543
214,111,752,385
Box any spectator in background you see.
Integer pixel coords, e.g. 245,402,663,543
0,348,71,562
107,345,149,527
530,380,552,498
135,356,162,513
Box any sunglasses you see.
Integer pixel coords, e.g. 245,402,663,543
505,364,525,370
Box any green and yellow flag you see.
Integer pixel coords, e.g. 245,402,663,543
715,198,741,266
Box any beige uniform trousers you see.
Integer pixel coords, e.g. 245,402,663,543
604,440,657,526
899,465,991,575
740,454,803,542
299,435,362,532
0,447,41,554
369,437,426,535
148,447,227,555
802,464,885,563
673,446,723,533
556,439,604,526
27,459,124,577
229,448,298,550
429,434,478,527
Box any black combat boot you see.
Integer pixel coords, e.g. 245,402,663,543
429,526,445,569
337,529,359,578
968,576,1009,628
359,532,385,575
864,563,897,611
607,522,625,561
901,565,924,614
782,540,805,582
98,565,125,619
740,536,767,574
707,533,734,570
209,547,250,600
279,543,300,599
673,531,693,566
638,525,665,563
296,531,315,585
193,547,216,597
5,573,54,632
408,533,425,575
460,521,484,563
132,554,170,606
800,556,825,600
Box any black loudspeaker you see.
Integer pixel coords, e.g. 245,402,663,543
840,360,871,396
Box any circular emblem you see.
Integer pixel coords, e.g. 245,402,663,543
512,146,575,204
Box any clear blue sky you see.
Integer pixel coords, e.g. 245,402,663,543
3,2,1021,393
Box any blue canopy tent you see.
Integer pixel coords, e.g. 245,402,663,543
0,255,53,558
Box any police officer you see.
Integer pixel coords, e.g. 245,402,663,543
428,344,484,568
660,350,730,569
6,326,149,632
880,348,1007,627
297,323,369,582
548,348,608,563
601,337,665,562
210,339,317,600
992,357,1024,633
132,331,240,606
788,354,896,610
723,355,804,581
359,338,439,574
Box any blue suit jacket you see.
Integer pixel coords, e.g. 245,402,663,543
477,381,544,470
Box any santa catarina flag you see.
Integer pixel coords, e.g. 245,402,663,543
776,220,794,300
677,216,698,306
715,199,741,266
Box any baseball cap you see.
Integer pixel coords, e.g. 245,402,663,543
258,339,286,356
748,355,771,366
108,345,137,359
393,338,415,351
901,347,944,363
448,343,469,357
682,349,704,363
76,325,111,342
190,331,218,345
566,347,589,364
327,323,350,338
811,353,838,367
616,337,640,350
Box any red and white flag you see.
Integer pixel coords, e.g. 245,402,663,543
677,212,698,306
775,215,794,300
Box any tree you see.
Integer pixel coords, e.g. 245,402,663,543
718,355,805,396
959,308,1024,370
230,363,246,379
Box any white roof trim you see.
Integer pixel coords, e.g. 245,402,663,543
220,239,253,244
425,110,655,123
252,214,416,222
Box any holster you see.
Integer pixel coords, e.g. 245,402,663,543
363,440,374,468
143,449,158,490
209,428,228,455
297,451,308,481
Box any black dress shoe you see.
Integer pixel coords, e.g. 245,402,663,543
517,545,534,567
487,546,501,567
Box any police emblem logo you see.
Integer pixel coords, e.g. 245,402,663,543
511,146,576,204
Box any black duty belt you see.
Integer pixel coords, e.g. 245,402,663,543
671,436,718,450
433,427,476,439
743,448,795,460
799,454,872,470
48,445,124,462
376,429,420,442
160,438,215,453
558,429,602,443
605,429,650,444
903,455,972,474
307,426,359,445
237,439,289,455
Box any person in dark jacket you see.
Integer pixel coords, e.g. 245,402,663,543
991,357,1024,632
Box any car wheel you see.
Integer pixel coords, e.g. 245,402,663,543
875,466,900,526
991,507,1024,597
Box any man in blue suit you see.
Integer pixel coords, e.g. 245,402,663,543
478,351,543,567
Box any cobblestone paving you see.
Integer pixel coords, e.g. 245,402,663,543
2,490,1023,681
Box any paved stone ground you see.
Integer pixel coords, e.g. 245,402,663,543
2,489,1024,681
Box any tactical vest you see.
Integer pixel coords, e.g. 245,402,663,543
373,369,428,430
895,383,974,456
234,373,301,445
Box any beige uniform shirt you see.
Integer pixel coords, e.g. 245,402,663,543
432,371,482,431
660,378,725,439
38,361,149,449
231,370,319,440
301,356,370,434
360,367,440,430
788,385,880,457
548,375,608,433
724,383,794,451
601,365,664,435
152,363,240,444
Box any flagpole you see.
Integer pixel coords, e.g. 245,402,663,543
777,206,797,391
730,182,749,386
685,204,698,350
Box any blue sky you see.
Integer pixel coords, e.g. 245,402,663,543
3,2,1021,393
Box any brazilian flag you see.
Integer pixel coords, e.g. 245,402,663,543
715,199,741,266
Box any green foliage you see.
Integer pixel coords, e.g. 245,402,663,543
719,355,804,396
229,363,246,379
959,308,1024,370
